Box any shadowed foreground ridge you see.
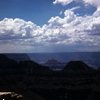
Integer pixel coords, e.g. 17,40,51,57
0,54,100,100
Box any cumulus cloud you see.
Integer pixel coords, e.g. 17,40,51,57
48,7,78,27
53,0,100,7
48,16,65,27
47,6,100,48
1,5,100,52
0,18,41,40
0,17,71,52
84,17,100,35
83,0,100,7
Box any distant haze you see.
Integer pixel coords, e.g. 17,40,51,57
28,52,100,69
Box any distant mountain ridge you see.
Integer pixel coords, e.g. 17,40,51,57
3,53,30,62
28,52,100,69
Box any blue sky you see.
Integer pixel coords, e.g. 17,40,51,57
0,0,96,26
0,0,100,53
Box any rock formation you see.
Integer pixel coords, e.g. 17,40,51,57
0,92,22,100
43,58,66,70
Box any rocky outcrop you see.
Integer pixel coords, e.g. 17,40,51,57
0,92,23,100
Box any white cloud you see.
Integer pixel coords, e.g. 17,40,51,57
84,17,100,35
0,18,41,40
47,7,100,48
53,0,100,7
83,0,100,7
93,7,100,17
48,16,65,27
1,6,100,52
48,8,77,27
64,9,76,23
59,11,63,15
53,0,74,6
71,6,80,11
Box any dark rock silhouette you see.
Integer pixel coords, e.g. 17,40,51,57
0,54,17,76
18,60,52,76
63,61,93,71
0,54,100,100
0,54,14,62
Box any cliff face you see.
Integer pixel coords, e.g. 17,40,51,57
3,53,30,62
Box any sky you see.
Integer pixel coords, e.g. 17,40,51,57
0,0,100,53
